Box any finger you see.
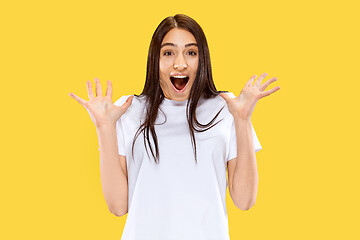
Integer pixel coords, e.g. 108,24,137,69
115,96,134,118
219,93,231,103
69,92,87,106
260,86,281,98
254,72,268,87
94,77,103,97
259,77,277,91
105,80,112,98
87,81,95,100
246,75,257,88
122,95,134,110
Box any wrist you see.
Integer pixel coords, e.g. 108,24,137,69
96,121,116,132
233,114,251,122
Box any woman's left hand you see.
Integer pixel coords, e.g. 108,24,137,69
220,73,280,121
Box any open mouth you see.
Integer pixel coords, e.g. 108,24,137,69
170,76,189,91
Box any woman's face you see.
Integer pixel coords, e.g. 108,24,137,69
159,28,199,101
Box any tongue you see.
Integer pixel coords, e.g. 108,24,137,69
173,78,187,90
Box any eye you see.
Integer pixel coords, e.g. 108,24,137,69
164,51,173,56
188,50,197,56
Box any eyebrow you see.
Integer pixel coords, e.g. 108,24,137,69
160,43,198,48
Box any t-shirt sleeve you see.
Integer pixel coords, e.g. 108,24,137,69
226,92,262,162
114,116,126,156
98,95,128,156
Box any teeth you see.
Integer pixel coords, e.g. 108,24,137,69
172,76,188,78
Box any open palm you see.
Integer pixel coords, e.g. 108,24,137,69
220,73,280,120
69,78,133,129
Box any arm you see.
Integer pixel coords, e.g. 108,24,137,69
98,123,128,217
221,73,280,210
229,118,258,211
69,78,133,217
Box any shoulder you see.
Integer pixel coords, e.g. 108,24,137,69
211,91,236,102
214,92,236,118
224,92,236,98
210,91,236,107
197,92,235,117
114,95,146,107
114,95,131,107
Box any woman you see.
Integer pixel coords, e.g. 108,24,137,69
69,14,279,240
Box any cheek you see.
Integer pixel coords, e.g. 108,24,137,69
159,59,165,70
159,57,173,68
189,58,199,70
159,59,172,77
159,64,167,79
159,75,170,87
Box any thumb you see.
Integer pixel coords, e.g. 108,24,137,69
124,95,134,106
121,95,134,111
219,93,231,103
114,95,134,118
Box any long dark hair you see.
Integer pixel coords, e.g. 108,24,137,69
131,14,228,164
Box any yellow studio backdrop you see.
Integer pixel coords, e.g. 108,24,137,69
1,0,359,239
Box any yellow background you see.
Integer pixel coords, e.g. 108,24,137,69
1,0,359,239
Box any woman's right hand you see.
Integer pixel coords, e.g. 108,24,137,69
69,78,134,129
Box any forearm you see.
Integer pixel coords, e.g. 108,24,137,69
232,117,259,210
97,124,128,216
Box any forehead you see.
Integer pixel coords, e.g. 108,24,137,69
161,28,197,45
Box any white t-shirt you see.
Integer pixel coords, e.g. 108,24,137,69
112,92,261,240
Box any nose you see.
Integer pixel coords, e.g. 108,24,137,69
173,55,187,70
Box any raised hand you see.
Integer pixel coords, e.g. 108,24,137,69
220,73,280,120
69,78,134,129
